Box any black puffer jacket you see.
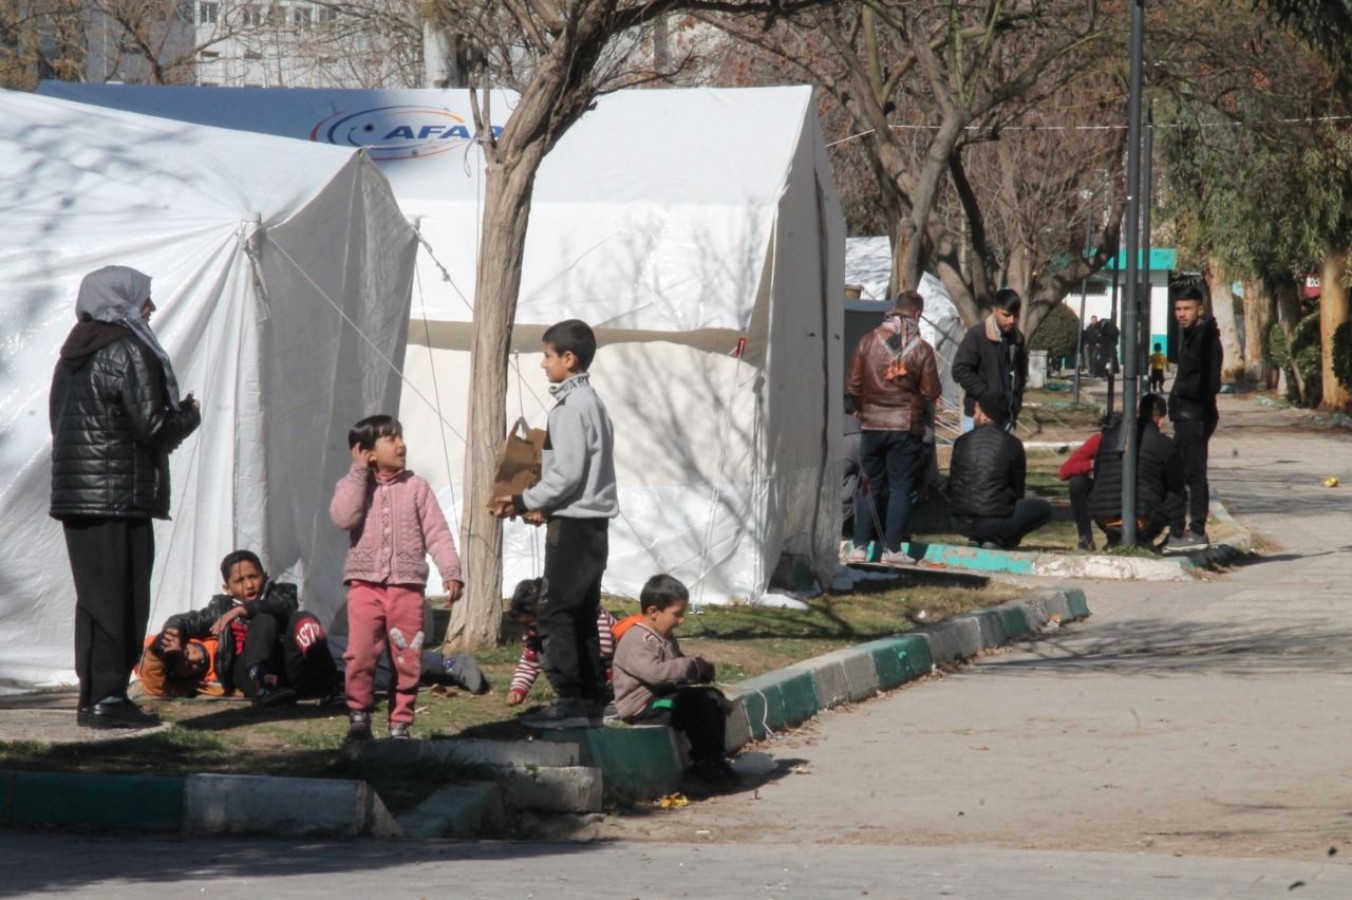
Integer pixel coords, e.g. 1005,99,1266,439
49,322,200,521
1169,316,1222,422
161,581,300,694
1087,419,1182,520
948,425,1026,520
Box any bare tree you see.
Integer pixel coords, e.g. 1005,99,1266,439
427,0,823,649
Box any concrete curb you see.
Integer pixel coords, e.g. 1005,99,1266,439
0,770,398,838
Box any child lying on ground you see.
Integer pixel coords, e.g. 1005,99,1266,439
505,577,616,708
612,574,740,791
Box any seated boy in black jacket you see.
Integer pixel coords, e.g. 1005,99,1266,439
152,550,338,706
947,401,1052,549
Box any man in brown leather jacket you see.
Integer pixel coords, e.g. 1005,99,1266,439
845,291,942,566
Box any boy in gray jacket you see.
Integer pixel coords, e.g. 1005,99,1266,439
492,319,618,729
614,575,738,791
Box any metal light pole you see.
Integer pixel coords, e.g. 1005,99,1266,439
1139,108,1155,383
1120,0,1146,546
1073,192,1093,407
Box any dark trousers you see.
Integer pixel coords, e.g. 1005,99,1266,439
1067,474,1094,544
231,610,337,698
631,686,728,763
63,517,154,708
1149,370,1165,393
955,498,1054,549
539,517,609,702
1171,418,1216,536
854,431,925,552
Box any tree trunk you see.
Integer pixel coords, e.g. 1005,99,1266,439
1241,278,1272,386
895,115,967,292
1275,279,1306,404
1205,260,1244,383
443,134,548,651
1319,250,1350,410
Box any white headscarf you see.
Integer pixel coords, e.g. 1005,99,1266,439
75,265,180,403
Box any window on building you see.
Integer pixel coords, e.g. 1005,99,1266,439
242,4,263,26
318,5,337,23
199,1,218,24
198,50,220,60
294,6,312,29
266,4,283,26
243,49,263,60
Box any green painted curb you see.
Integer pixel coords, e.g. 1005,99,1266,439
1064,588,1090,619
902,541,1037,575
857,634,933,690
7,771,182,830
544,726,682,801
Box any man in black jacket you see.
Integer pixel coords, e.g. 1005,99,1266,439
1087,394,1185,547
947,402,1052,549
155,550,339,706
50,266,200,729
1163,286,1223,553
952,289,1027,433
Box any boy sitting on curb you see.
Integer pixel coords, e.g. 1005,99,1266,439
613,574,740,792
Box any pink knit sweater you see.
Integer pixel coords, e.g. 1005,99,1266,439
329,464,462,588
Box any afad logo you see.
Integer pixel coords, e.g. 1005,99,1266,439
309,105,505,161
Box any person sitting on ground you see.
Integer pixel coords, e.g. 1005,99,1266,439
947,401,1052,550
613,574,739,792
1058,420,1107,551
1148,342,1167,393
137,634,228,699
154,550,339,707
327,600,488,696
505,577,616,708
1087,393,1184,548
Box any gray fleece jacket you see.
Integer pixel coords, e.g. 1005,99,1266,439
514,372,618,519
613,621,704,720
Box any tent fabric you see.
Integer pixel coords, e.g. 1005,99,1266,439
41,82,845,607
0,90,416,689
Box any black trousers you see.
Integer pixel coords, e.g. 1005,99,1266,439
631,686,728,763
1171,418,1216,536
63,517,154,708
955,498,1054,549
539,516,609,702
231,610,338,698
1067,474,1094,544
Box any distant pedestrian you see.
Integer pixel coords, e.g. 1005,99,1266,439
845,291,942,566
1162,287,1222,553
1148,342,1167,393
50,265,201,729
1082,316,1101,375
953,289,1027,433
1094,317,1120,378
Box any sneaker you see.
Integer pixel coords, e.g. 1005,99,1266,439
684,759,741,793
1162,532,1209,555
845,545,869,563
519,697,597,730
253,686,298,708
388,722,412,740
318,686,349,709
77,696,160,730
345,710,373,743
880,549,916,567
1076,538,1095,552
601,702,620,725
444,652,489,695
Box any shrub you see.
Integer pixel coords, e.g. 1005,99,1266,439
1029,303,1081,367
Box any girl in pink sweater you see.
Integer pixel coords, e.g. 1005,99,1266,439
330,415,463,741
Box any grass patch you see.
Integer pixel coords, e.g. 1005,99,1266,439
0,577,1027,813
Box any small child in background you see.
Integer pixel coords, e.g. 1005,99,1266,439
1148,342,1167,393
330,415,463,741
613,574,740,791
506,578,616,707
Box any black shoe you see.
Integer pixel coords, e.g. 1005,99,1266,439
685,759,741,793
77,697,160,730
253,686,298,708
346,710,373,743
1076,538,1095,551
1162,531,1210,555
444,652,489,695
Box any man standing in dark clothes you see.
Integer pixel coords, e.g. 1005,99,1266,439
952,289,1027,433
947,401,1052,549
1163,286,1223,553
50,266,201,729
1095,316,1120,378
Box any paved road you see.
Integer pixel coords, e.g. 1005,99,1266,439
596,398,1352,862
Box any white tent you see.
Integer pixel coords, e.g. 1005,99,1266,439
0,91,416,689
42,83,847,605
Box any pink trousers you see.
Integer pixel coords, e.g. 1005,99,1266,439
344,581,425,725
